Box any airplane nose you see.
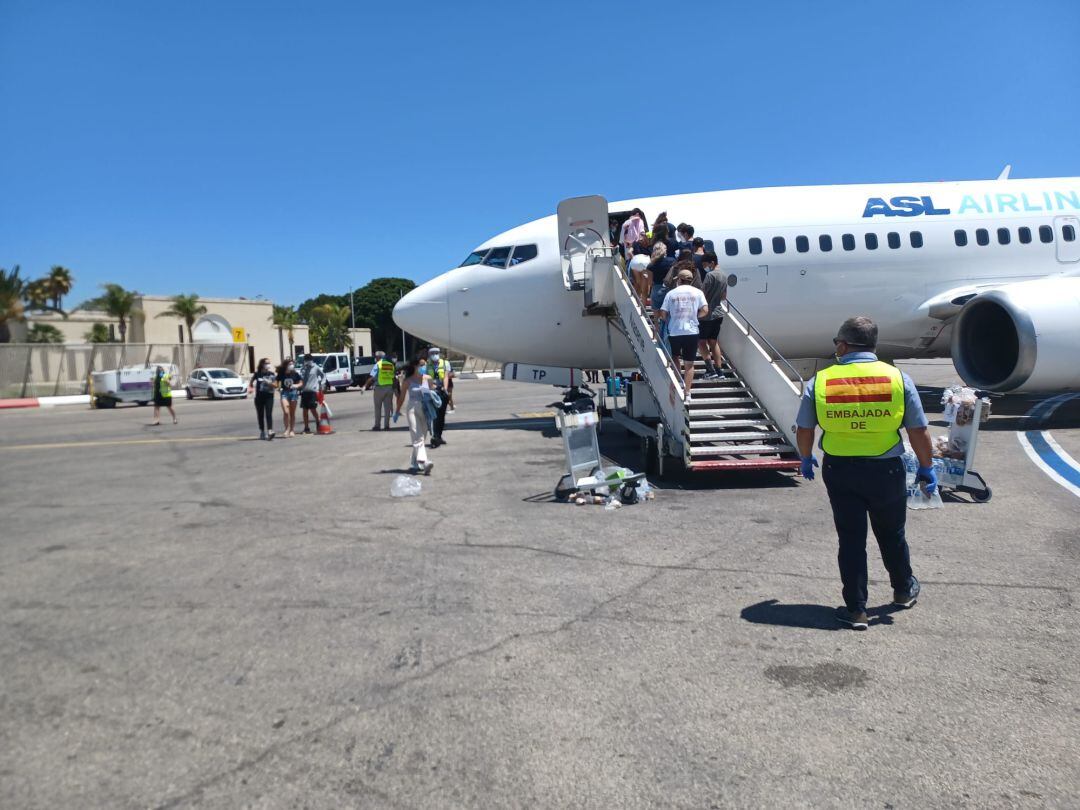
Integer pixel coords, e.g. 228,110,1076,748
393,277,450,347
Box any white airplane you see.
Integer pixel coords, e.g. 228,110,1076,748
393,174,1080,392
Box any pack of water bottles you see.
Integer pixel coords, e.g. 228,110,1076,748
901,451,945,510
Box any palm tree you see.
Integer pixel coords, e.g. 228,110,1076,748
46,266,74,310
0,266,26,343
156,293,208,343
26,323,64,344
84,322,112,343
100,283,139,343
309,303,352,352
272,304,300,356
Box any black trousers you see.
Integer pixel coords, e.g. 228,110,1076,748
432,387,449,440
822,455,914,612
254,392,274,432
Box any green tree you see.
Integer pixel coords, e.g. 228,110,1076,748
156,293,208,343
46,266,74,310
0,266,26,343
84,322,113,343
296,292,348,324
272,304,300,357
308,303,352,352
26,323,64,343
352,277,417,355
100,283,140,343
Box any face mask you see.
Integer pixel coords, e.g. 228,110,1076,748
419,364,427,373
286,364,294,372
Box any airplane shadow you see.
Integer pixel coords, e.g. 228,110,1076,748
741,599,899,630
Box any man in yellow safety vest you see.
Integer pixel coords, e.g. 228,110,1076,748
364,351,397,431
795,316,937,631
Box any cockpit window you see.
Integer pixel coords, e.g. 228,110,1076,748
482,246,512,268
460,250,489,266
509,244,538,266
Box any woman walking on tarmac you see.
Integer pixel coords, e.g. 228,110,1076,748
248,357,278,440
150,365,177,425
393,358,435,475
276,357,302,437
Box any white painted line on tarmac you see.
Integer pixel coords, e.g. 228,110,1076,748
1017,393,1080,499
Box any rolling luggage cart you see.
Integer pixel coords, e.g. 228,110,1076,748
553,409,644,502
907,397,992,503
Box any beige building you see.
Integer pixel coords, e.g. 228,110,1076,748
19,295,373,366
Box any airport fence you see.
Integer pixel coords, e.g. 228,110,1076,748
0,343,249,399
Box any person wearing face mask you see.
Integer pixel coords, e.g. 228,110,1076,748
277,358,302,437
426,346,453,448
299,353,326,435
248,357,278,440
795,316,935,631
393,359,435,475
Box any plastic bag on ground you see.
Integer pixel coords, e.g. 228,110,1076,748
391,475,422,497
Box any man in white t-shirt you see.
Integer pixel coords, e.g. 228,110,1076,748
660,268,708,404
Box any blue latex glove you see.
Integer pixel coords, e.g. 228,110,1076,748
800,455,819,480
916,464,938,495
392,412,400,424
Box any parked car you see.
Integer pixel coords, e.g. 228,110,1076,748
186,367,247,399
351,355,376,386
309,352,352,392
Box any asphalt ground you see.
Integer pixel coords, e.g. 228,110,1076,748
1,362,1078,809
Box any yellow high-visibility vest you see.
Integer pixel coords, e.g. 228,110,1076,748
376,359,395,386
814,361,904,456
158,372,172,399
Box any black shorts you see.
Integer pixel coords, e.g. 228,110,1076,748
300,390,318,409
668,334,699,362
698,317,723,341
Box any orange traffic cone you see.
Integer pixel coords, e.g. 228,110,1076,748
316,390,334,435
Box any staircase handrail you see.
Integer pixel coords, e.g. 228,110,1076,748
721,299,805,393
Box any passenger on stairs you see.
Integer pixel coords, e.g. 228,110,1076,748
659,269,708,405
629,252,652,306
697,253,728,379
619,208,647,259
646,242,675,312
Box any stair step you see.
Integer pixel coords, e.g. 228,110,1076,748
688,431,785,443
689,458,802,472
688,418,774,430
690,377,744,386
689,443,796,457
686,396,752,406
689,407,766,417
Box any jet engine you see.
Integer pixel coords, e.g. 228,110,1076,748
951,276,1080,392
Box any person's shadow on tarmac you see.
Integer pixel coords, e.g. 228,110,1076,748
741,599,900,630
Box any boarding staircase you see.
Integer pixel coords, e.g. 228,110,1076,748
558,195,804,474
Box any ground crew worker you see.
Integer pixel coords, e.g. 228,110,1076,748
150,365,177,426
364,351,397,431
795,316,937,631
426,347,453,447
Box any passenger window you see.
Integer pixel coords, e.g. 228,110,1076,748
954,229,968,247
724,238,739,257
1018,226,1032,244
1039,225,1054,243
887,232,900,249
324,356,337,372
460,249,488,267
483,246,512,268
975,228,990,246
841,234,855,251
772,236,786,254
818,234,833,252
997,227,1011,245
864,233,878,250
1063,224,1077,242
910,231,924,248
795,235,809,253
749,237,762,255
509,244,538,266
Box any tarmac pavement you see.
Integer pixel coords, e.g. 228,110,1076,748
1,364,1078,808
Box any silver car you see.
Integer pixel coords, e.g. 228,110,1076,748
185,368,248,400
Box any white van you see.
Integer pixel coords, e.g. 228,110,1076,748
310,352,352,392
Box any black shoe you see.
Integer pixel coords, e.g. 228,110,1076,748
430,437,442,448
835,606,869,630
372,426,381,431
303,427,312,434
893,577,920,609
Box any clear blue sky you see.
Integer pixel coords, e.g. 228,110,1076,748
2,0,1078,307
